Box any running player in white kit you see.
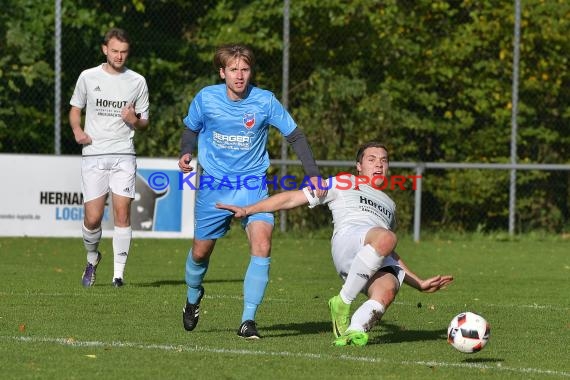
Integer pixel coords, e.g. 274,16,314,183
69,28,150,288
216,142,453,346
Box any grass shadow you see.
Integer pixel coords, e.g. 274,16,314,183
371,322,447,344
133,278,243,287
261,321,330,337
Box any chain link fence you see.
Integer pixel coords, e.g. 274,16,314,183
1,1,569,236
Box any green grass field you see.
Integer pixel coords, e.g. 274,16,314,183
1,232,569,379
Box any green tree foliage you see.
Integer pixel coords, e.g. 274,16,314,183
0,0,568,232
0,0,55,153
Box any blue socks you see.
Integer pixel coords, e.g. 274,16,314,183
242,256,271,322
185,250,208,304
185,251,271,322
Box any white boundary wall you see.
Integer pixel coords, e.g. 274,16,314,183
0,154,196,238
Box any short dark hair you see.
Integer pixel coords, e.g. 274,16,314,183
355,142,389,163
103,28,130,46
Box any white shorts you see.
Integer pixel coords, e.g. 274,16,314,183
331,226,405,286
81,155,136,202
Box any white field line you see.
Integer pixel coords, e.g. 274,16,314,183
1,292,569,311
0,292,290,302
4,335,570,378
392,301,570,312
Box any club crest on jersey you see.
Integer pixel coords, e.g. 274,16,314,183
243,113,255,129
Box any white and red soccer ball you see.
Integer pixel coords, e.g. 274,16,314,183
447,312,490,353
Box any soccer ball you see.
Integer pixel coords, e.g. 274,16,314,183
447,312,490,353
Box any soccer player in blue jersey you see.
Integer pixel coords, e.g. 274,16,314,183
178,44,325,339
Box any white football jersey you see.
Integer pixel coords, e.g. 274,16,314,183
302,174,397,235
70,64,149,156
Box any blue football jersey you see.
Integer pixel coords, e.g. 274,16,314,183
183,84,296,180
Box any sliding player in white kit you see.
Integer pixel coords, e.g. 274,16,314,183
69,28,150,288
216,142,453,346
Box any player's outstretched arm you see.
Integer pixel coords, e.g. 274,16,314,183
216,190,309,218
405,274,454,293
393,251,453,293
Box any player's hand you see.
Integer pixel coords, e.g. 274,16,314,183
418,275,454,293
121,103,138,126
73,129,92,145
216,203,247,218
178,153,194,173
308,176,328,198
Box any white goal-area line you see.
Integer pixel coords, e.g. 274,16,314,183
5,335,570,378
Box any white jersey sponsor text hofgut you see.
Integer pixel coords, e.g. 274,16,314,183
70,64,149,156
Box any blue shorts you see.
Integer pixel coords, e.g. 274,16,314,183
194,174,274,240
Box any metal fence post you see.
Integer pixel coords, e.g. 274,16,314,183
54,0,62,155
279,0,290,232
413,164,424,242
509,0,521,235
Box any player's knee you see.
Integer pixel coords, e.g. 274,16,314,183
113,210,130,226
83,221,100,231
83,216,102,230
192,240,216,261
369,229,397,256
386,230,398,251
192,249,211,261
252,241,271,256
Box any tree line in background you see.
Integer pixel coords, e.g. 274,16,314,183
1,0,568,233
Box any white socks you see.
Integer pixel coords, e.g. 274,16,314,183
82,224,102,264
348,299,385,332
112,226,132,280
339,244,385,304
